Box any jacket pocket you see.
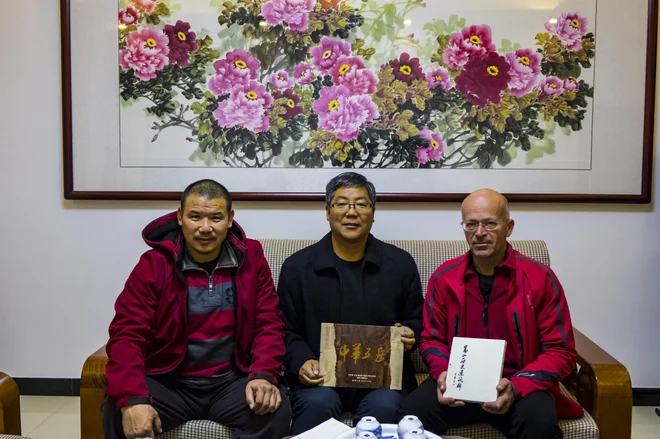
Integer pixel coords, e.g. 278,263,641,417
513,311,524,365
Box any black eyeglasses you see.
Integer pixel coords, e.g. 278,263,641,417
329,202,374,213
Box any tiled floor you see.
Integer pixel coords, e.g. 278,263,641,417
16,396,660,438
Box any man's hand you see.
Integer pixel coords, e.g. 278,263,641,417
120,404,162,439
395,323,416,351
245,379,282,415
481,378,515,415
298,359,324,386
436,371,465,408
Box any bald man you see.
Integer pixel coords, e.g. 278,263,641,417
399,189,583,439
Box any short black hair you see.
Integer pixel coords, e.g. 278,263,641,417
325,172,376,206
180,179,232,213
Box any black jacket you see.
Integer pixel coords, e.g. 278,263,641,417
277,232,424,393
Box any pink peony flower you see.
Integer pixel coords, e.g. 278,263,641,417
312,85,379,142
540,76,564,96
416,127,445,164
293,62,315,85
119,28,170,81
131,0,157,13
119,7,140,25
330,56,378,95
545,13,588,51
443,24,497,70
213,80,273,133
208,49,261,96
338,68,378,95
310,37,352,74
163,20,198,67
269,70,294,89
505,48,541,97
427,68,451,90
564,77,579,91
262,0,315,32
417,147,430,165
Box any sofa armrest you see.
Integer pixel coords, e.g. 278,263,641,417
0,372,21,435
563,328,632,439
81,345,108,439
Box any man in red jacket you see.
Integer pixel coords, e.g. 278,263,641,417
102,179,291,439
399,189,582,439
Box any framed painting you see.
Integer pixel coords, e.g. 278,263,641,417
61,0,657,202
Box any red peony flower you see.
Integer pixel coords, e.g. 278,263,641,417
163,20,198,67
388,53,424,84
319,0,340,9
455,52,511,107
274,88,303,120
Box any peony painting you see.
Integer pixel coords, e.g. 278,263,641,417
61,0,656,201
117,0,596,170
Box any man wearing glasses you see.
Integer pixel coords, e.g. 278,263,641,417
399,188,582,439
277,172,424,435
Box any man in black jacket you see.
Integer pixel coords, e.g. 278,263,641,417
277,172,424,435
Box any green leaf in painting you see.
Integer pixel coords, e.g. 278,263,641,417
497,146,517,167
526,136,556,165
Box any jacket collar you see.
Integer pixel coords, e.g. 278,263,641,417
313,231,383,272
181,240,239,272
445,243,517,289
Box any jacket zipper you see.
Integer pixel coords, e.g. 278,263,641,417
513,311,524,364
482,301,489,338
453,314,460,337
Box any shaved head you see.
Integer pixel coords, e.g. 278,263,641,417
461,188,510,221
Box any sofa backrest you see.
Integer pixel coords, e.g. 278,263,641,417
257,239,551,374
258,239,551,295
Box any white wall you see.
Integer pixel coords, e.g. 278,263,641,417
1,0,658,388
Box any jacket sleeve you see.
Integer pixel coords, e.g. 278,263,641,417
106,252,162,409
277,260,316,377
419,273,451,382
248,242,286,385
400,257,424,350
509,268,577,399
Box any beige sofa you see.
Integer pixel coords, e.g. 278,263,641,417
81,239,632,439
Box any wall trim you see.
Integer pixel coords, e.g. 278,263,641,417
633,388,660,406
14,378,80,397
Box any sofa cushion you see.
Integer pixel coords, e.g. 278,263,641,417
158,401,598,439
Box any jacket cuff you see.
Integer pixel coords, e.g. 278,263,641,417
115,395,152,409
510,380,520,402
249,372,278,386
509,377,525,401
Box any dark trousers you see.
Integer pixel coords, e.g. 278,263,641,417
399,379,563,439
102,372,292,439
290,385,403,435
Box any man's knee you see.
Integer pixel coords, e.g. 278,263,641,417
399,381,434,418
290,387,342,435
293,386,342,414
357,390,402,423
511,392,562,439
